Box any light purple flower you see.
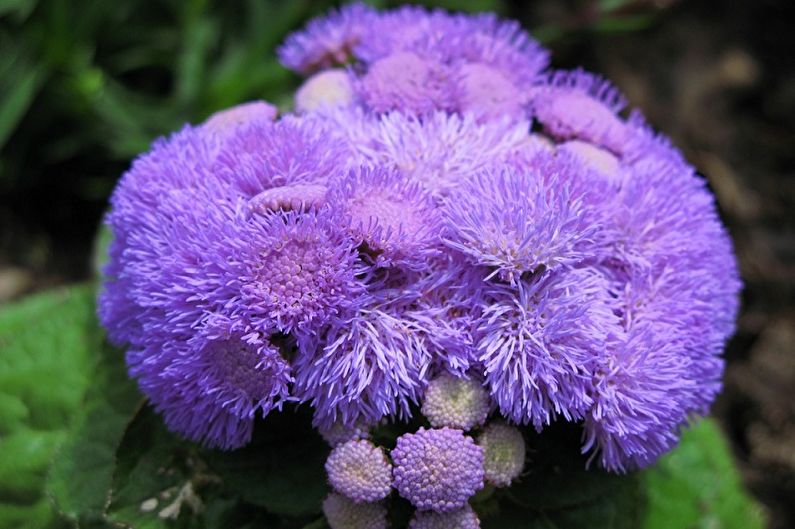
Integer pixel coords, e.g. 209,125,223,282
326,439,393,503
278,3,378,74
392,427,484,512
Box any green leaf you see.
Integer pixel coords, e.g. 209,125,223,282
46,324,142,523
204,406,328,518
642,419,766,529
0,285,98,529
104,405,190,529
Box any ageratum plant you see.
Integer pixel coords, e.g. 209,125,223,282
98,4,741,527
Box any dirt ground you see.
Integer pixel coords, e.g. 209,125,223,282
1,0,793,527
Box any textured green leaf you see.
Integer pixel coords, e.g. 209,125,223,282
0,286,97,529
46,325,142,523
204,406,328,518
642,419,766,529
104,405,190,529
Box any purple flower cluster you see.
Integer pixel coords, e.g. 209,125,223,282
100,3,741,476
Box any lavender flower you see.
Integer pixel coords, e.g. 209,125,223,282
101,4,742,475
392,427,484,512
292,287,432,430
327,165,444,269
278,3,377,74
476,269,621,429
477,422,526,487
322,493,388,529
442,154,611,284
410,505,482,529
235,209,362,334
421,373,490,431
529,70,628,153
326,439,393,502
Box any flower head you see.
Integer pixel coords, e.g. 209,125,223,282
323,493,388,529
328,165,444,269
358,52,454,115
477,422,526,487
421,373,490,431
292,289,432,429
128,331,291,450
236,209,362,334
476,269,621,428
278,3,377,74
392,427,484,512
443,154,612,284
530,70,628,153
326,439,393,502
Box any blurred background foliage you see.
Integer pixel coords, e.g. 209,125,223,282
1,0,794,527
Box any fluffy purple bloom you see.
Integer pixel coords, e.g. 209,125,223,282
443,154,611,284
278,3,377,74
235,209,362,334
127,330,291,450
102,4,741,473
476,269,621,428
326,439,393,502
357,51,454,115
410,504,481,529
292,282,433,429
529,70,628,153
350,111,531,196
327,165,444,269
392,427,484,512
213,118,349,198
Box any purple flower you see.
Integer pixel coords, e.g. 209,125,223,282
325,439,393,503
102,5,742,473
476,269,621,429
327,165,444,269
291,281,432,429
529,70,628,153
410,504,481,529
278,3,378,74
392,427,484,512
351,111,531,196
357,51,454,115
443,154,612,284
213,118,349,198
235,209,363,334
127,329,291,450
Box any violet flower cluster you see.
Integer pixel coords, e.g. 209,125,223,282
100,2,741,484
321,374,523,527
